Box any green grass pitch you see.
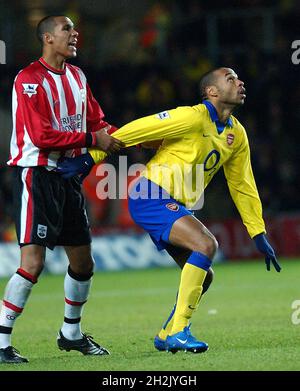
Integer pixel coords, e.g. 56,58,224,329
0,259,299,371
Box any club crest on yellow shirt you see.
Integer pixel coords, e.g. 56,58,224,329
227,134,234,145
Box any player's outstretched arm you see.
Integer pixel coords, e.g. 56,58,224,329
253,233,281,272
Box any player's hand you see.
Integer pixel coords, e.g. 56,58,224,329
56,153,95,182
253,233,281,272
94,130,124,153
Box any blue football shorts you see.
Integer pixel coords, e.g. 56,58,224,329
128,176,192,250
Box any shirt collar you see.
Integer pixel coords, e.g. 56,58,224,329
202,99,233,133
38,57,66,75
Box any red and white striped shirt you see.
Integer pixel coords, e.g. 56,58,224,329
8,57,115,168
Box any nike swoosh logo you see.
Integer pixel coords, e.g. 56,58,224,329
176,337,187,344
188,305,196,310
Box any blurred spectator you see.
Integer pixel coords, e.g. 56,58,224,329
140,2,171,60
136,70,175,112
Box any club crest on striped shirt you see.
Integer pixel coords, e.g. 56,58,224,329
37,224,47,239
227,133,234,146
166,202,179,211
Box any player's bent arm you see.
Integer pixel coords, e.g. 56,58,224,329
223,131,266,238
15,75,91,150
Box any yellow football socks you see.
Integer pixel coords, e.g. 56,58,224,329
157,252,212,338
170,263,207,334
170,251,212,335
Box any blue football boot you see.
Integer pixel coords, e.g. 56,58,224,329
165,324,208,354
154,335,167,351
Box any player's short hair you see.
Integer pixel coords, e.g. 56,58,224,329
199,68,220,101
36,15,65,44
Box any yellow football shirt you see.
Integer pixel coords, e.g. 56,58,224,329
89,101,265,238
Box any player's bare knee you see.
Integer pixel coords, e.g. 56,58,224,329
70,256,94,276
20,258,44,278
20,245,45,277
199,235,218,259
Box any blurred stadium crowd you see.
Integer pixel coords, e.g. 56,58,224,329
0,0,299,241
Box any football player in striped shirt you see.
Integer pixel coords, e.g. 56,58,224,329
0,15,124,364
57,67,281,354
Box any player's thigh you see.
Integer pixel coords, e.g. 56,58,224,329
169,214,218,258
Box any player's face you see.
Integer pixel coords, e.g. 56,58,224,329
214,68,246,106
50,17,78,59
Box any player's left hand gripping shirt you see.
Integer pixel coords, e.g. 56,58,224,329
8,57,113,168
90,103,265,238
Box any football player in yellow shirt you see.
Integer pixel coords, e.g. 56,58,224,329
57,67,281,354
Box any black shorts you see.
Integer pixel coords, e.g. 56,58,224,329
12,167,91,250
